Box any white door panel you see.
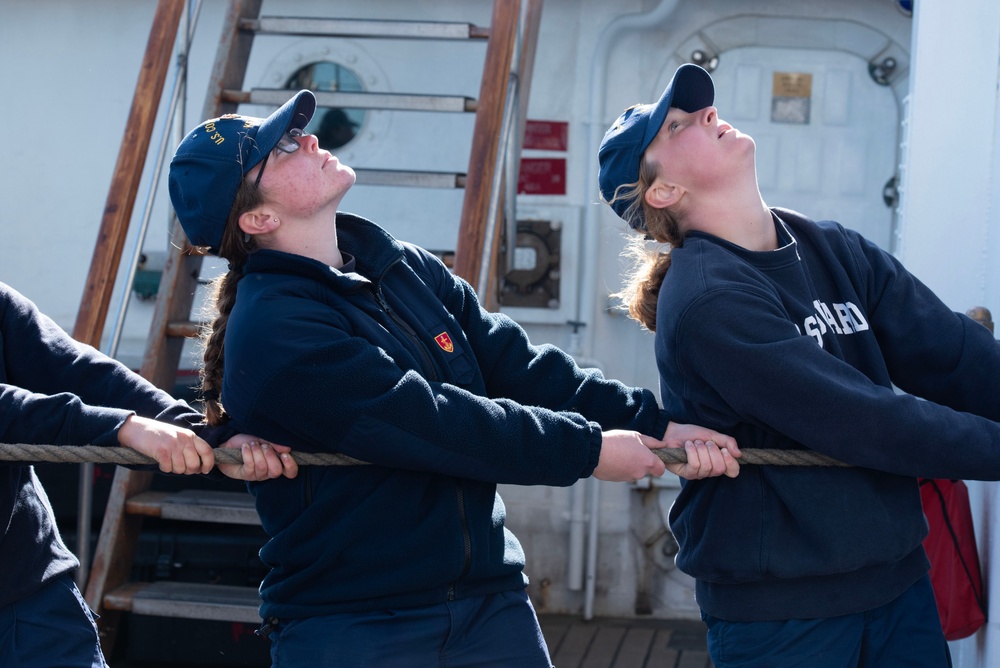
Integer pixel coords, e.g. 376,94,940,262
710,47,899,250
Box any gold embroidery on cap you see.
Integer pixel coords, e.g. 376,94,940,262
202,121,225,145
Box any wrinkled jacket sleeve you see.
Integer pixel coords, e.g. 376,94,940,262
416,250,668,437
0,282,206,446
240,325,599,486
670,235,1000,481
0,384,132,447
233,253,667,487
848,228,1000,419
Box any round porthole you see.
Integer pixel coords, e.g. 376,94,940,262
286,61,366,151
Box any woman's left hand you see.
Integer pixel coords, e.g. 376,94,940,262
217,434,299,481
657,422,741,479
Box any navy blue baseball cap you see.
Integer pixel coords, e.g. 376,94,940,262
168,90,317,251
598,64,714,228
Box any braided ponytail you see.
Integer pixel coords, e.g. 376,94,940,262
198,178,263,425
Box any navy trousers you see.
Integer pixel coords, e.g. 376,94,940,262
267,588,553,667
703,574,952,667
0,572,107,668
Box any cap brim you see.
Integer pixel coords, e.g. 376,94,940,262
243,90,317,174
640,64,716,154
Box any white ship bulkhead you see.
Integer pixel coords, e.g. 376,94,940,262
2,1,1000,665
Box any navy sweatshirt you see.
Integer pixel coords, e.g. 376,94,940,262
0,282,206,608
656,208,1000,622
222,213,669,621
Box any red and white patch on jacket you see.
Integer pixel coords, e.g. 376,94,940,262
434,332,454,353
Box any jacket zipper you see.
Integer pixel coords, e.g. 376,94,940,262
370,263,471,597
369,277,439,383
449,480,473,600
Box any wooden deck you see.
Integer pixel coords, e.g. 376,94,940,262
539,615,713,668
112,613,713,667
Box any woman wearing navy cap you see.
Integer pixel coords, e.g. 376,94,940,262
600,63,1000,666
167,90,741,666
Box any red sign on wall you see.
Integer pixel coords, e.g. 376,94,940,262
523,120,568,151
518,158,566,195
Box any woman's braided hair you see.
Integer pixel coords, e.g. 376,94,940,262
198,178,263,425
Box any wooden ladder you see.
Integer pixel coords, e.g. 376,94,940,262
83,0,542,656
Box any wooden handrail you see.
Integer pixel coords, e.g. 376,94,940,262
453,0,521,291
486,0,542,310
71,0,184,347
71,0,184,623
453,0,543,310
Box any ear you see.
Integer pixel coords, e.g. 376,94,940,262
644,179,684,211
238,210,280,237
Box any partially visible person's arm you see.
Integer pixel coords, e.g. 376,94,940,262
0,282,294,480
0,282,202,429
0,383,130,446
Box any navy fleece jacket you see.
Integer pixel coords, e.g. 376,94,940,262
221,213,669,620
656,208,1000,622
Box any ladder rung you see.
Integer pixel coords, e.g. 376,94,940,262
126,490,261,525
104,581,262,623
241,16,490,41
166,321,201,338
354,169,467,189
224,88,476,113
125,491,169,517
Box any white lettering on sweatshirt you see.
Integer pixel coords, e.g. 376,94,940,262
800,300,870,348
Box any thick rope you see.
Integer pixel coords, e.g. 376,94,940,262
0,443,366,467
0,443,847,468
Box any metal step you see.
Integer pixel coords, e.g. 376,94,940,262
241,16,490,40
126,490,261,525
104,581,261,623
223,87,477,113
355,168,466,188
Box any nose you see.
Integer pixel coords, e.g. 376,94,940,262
700,106,717,125
298,132,320,152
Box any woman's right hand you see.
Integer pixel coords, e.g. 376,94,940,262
663,439,740,480
592,429,667,482
592,429,740,483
